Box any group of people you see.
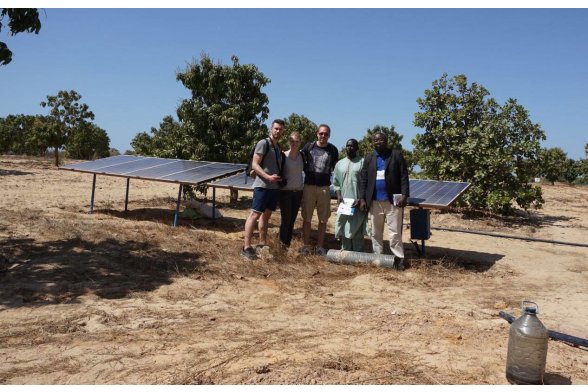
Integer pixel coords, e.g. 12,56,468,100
241,119,410,270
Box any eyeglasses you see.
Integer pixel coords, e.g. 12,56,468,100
317,132,329,136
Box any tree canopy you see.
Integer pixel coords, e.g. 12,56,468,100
174,54,271,163
282,113,317,148
0,8,41,66
40,90,96,165
413,73,545,213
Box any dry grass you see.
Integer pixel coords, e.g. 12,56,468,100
1,156,587,385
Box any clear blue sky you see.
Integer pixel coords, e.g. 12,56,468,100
1,8,587,159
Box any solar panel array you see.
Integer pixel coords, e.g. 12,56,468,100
60,155,246,186
208,174,470,208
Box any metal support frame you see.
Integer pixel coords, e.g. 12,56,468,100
124,178,130,212
411,239,426,257
89,174,97,214
173,184,183,227
212,186,217,220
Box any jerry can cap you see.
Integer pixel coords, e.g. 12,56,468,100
522,300,539,314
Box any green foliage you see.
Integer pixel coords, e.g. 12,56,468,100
412,73,545,213
65,122,110,160
0,114,52,155
351,124,416,173
575,159,588,184
0,8,41,66
561,158,580,184
174,54,270,163
109,148,120,156
130,115,186,158
539,147,567,184
40,90,95,165
283,113,317,148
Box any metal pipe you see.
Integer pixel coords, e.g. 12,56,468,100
433,226,588,248
89,174,96,214
499,311,588,348
326,250,396,269
173,184,182,227
124,177,130,212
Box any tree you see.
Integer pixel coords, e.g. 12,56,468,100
413,73,545,213
561,158,580,184
283,113,317,148
175,54,270,163
0,114,50,155
130,115,185,158
40,90,95,166
65,122,110,160
0,8,41,66
109,148,120,156
539,147,568,185
353,124,416,173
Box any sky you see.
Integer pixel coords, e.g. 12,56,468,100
1,8,587,159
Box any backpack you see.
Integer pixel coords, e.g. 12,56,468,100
245,138,286,181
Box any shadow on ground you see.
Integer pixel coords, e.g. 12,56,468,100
0,236,206,308
0,169,34,176
97,207,248,233
404,244,503,272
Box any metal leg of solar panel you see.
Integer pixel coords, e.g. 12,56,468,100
173,184,182,227
89,174,97,214
212,186,216,220
124,178,130,212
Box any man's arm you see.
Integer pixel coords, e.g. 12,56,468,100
359,153,370,211
396,150,410,207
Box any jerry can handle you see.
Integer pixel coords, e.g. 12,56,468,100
522,300,539,314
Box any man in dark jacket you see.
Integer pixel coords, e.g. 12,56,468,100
359,132,410,270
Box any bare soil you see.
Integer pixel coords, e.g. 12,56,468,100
1,155,587,385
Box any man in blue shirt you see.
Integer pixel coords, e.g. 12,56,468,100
359,132,410,270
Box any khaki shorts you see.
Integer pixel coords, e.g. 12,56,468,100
301,185,331,223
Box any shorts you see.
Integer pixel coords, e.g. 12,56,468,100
252,187,280,213
301,185,331,223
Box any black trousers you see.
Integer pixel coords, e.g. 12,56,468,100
279,190,303,246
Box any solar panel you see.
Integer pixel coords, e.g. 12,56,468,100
207,175,470,209
408,179,470,208
60,155,246,186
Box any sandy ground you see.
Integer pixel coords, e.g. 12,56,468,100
0,155,587,385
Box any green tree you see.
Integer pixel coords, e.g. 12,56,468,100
0,114,51,155
40,90,95,166
65,122,110,160
109,148,120,156
538,147,568,185
0,8,41,66
561,158,580,184
130,115,185,158
283,113,317,148
352,124,416,174
413,73,545,213
175,54,270,163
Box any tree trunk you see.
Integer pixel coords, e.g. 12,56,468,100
54,146,60,166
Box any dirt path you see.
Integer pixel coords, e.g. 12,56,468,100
1,156,586,384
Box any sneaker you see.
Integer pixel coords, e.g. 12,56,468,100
240,247,258,261
394,257,406,271
315,247,328,257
